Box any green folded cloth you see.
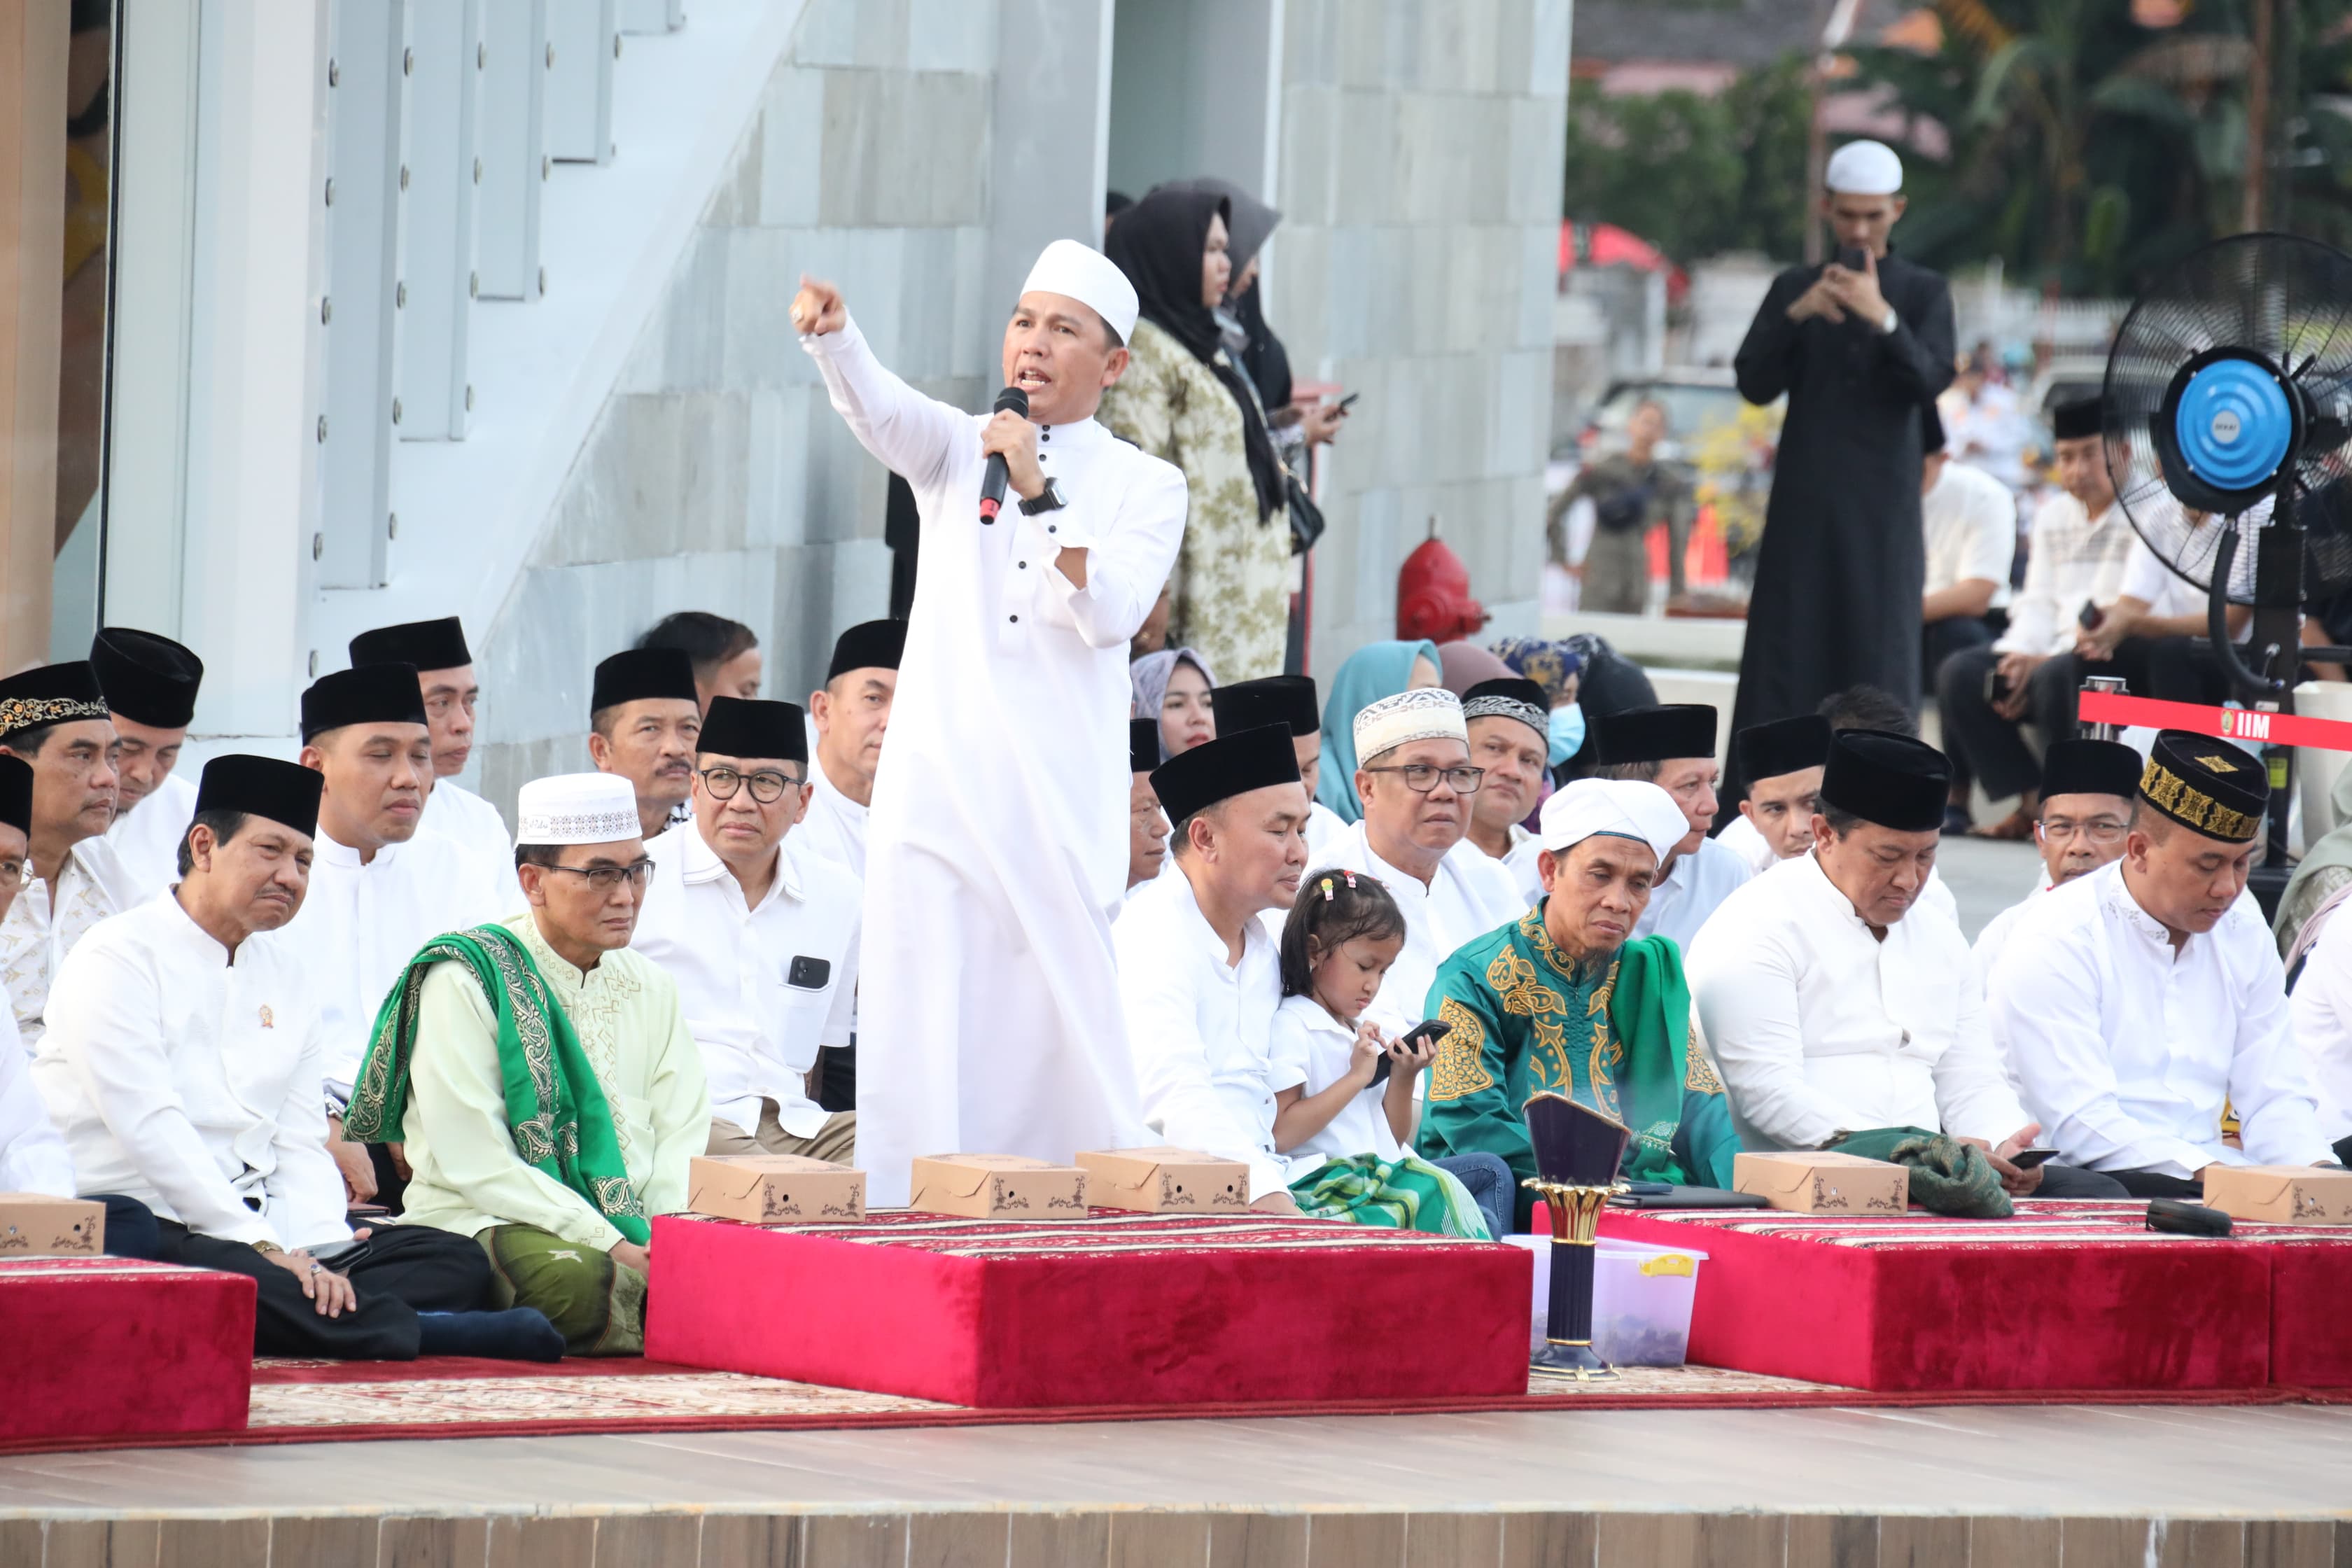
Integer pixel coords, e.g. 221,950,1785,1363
1826,1126,2014,1219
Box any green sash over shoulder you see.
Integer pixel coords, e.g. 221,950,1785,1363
1606,936,1739,1189
343,925,650,1246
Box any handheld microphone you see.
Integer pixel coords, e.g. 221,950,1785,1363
978,385,1031,524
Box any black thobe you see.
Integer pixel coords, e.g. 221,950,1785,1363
1727,251,1955,793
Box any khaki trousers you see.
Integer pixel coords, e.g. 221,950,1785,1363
706,1100,858,1163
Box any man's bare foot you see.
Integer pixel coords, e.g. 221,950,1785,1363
1971,806,2035,841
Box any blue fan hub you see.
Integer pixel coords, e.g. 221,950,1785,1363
2174,357,2295,491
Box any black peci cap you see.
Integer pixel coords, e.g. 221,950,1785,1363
591,648,699,715
1735,715,1832,786
827,620,908,682
300,664,428,743
1211,675,1320,738
1151,724,1303,827
193,755,325,839
1130,717,1161,776
0,662,113,745
0,755,30,837
2051,395,2105,442
2040,738,2143,804
1460,678,1548,742
1819,728,1951,833
90,628,204,729
1592,704,1717,766
349,616,470,673
697,696,808,765
2138,731,2267,844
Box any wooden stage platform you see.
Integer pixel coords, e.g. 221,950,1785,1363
4,1401,2349,1566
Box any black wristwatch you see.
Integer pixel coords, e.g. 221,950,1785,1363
1018,478,1068,516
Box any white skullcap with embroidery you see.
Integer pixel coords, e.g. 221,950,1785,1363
1538,778,1688,863
1022,239,1140,344
516,772,641,846
1353,687,1468,762
1825,139,1903,195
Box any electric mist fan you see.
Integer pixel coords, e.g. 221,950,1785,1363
2104,232,2352,860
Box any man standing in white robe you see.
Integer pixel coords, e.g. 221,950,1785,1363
796,242,1186,1203
351,618,514,913
92,627,205,903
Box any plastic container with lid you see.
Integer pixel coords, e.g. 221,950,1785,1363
1502,1233,1710,1367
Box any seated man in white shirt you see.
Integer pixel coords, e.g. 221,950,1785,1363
634,696,859,1163
1690,728,2125,1198
278,664,499,1206
587,648,704,841
92,626,204,904
1127,718,1170,892
2076,526,2251,708
36,755,560,1360
1114,723,1312,1212
1457,678,1552,903
1716,715,1830,877
1592,704,1751,949
1971,738,2141,993
350,617,514,908
1211,675,1348,868
1935,396,2138,839
1918,414,2016,698
1317,690,1525,1032
0,662,133,1051
1996,732,2339,1197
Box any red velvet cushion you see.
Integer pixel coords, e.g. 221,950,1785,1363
0,1258,253,1440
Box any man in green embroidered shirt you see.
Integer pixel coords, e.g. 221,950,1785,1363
1418,777,1740,1229
346,773,709,1355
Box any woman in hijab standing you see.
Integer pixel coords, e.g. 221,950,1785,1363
1100,188,1291,684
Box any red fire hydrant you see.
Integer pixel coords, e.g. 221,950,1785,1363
1396,532,1488,645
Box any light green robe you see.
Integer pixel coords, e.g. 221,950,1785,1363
398,914,709,1254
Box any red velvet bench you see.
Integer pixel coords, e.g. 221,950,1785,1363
647,1209,1530,1408
1598,1199,2352,1394
0,1256,253,1444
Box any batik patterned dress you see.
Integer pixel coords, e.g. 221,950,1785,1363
1097,318,1290,684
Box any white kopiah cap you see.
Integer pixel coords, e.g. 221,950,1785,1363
1824,139,1903,196
1021,239,1140,344
1538,778,1688,863
516,772,641,846
1353,688,1467,761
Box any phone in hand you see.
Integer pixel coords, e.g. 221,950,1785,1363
2007,1147,2061,1170
1983,666,2012,705
1835,244,1868,272
1335,391,1360,412
1373,1019,1452,1086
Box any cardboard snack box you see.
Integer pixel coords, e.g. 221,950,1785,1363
1075,1147,1250,1213
2202,1163,2352,1225
909,1154,1088,1221
688,1155,867,1224
0,1194,106,1256
1732,1151,1909,1215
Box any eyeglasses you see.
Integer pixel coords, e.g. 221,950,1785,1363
698,766,802,804
0,858,25,888
542,860,655,892
1363,763,1485,795
2043,817,2128,845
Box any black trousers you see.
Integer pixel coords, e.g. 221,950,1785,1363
1923,616,1997,791
2105,1168,2207,1200
154,1218,493,1359
1934,639,2160,803
2031,1163,2131,1198
818,1037,857,1114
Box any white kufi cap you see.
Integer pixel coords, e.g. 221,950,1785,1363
1539,778,1688,864
1353,688,1467,761
1824,139,1903,196
1022,239,1140,344
516,772,641,846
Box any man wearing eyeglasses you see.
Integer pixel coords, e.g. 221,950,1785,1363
1315,690,1522,1036
634,696,860,1164
1970,739,2143,997
352,771,710,1356
1591,705,1753,951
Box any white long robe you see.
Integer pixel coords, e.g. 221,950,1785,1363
421,776,517,917
106,770,199,904
805,316,1186,1204
797,752,870,881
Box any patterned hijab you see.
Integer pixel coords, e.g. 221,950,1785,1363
1491,636,1585,708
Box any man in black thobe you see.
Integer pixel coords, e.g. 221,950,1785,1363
1727,139,1955,799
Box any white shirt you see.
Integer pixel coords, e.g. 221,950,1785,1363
797,752,871,881
1,837,136,1053
1970,880,2050,1001
1922,458,2017,610
805,316,1184,1205
1716,812,1779,876
1318,821,1527,1034
2118,531,2211,622
1995,492,2136,657
1113,868,1297,1199
274,827,505,1093
1266,993,1401,1174
105,770,199,905
2290,906,2352,1145
1993,860,2330,1177
33,892,349,1248
421,777,517,915
0,1007,71,1196
633,823,860,1141
1303,800,1349,871
1634,834,1754,951
1688,853,2029,1149
1499,825,1545,906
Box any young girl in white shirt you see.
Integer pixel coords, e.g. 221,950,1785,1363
1268,872,1505,1238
